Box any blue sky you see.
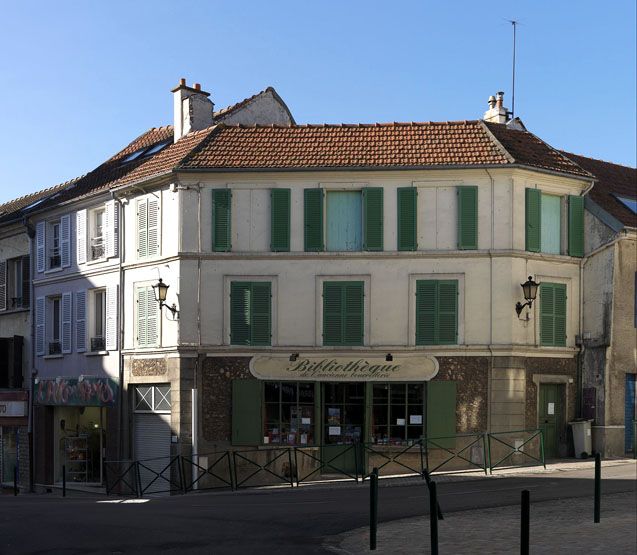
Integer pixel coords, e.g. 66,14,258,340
1,1,635,204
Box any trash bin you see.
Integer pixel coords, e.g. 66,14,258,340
569,419,593,458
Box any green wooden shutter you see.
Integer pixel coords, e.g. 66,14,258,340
416,280,436,345
212,189,232,252
397,187,417,251
540,283,555,346
271,189,291,252
250,282,272,346
232,379,263,445
323,282,344,345
437,280,458,344
525,188,541,252
568,195,584,257
363,187,383,251
343,282,364,345
427,380,456,448
553,284,567,346
457,186,478,250
230,282,251,345
304,188,324,251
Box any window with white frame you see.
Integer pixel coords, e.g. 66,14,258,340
48,296,62,355
91,289,106,352
0,256,29,311
36,215,71,272
134,385,171,413
50,221,61,268
90,207,106,260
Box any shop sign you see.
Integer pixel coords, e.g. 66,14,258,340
33,377,118,407
250,355,439,382
0,401,27,417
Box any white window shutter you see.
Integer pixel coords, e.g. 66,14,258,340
35,297,45,355
137,199,148,258
105,284,118,350
146,286,158,346
148,198,159,257
60,215,71,268
75,290,87,352
137,287,147,346
105,200,119,259
0,260,6,311
61,292,72,353
76,210,87,265
36,222,45,272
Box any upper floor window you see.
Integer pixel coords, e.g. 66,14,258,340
539,282,567,347
322,281,364,346
525,189,583,257
136,198,159,259
0,256,29,311
230,281,272,346
136,286,159,347
91,208,105,260
76,201,119,264
415,279,458,345
49,296,62,355
304,188,383,252
36,215,71,272
91,289,106,352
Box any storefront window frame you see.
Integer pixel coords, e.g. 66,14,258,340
263,381,316,446
370,382,426,446
133,384,172,414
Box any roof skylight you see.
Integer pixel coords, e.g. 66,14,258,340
120,140,170,164
615,195,637,214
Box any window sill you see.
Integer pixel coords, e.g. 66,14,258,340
86,257,107,265
0,307,29,315
85,351,109,357
43,354,64,360
44,267,63,275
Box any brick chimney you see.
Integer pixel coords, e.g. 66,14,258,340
483,91,509,124
171,78,215,142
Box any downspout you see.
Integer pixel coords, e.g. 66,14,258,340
23,217,36,492
484,169,495,433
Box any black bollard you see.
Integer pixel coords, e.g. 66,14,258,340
428,480,439,555
62,464,66,498
521,489,530,555
369,467,378,551
594,453,601,523
13,466,18,496
423,469,444,520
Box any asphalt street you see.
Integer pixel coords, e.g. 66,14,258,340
1,462,635,554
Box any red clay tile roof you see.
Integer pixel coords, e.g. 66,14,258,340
178,121,594,178
560,151,637,228
0,179,78,222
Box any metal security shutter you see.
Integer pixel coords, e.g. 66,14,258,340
134,413,171,495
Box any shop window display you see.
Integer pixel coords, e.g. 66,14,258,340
371,383,424,445
323,382,365,445
264,382,314,445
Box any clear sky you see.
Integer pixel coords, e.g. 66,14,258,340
1,1,635,205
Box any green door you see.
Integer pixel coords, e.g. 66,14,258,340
539,384,564,458
321,383,365,475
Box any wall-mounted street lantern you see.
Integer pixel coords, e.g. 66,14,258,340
515,276,540,317
152,278,179,318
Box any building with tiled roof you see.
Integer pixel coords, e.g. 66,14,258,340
4,80,634,491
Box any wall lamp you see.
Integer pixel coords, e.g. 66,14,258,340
515,276,540,317
152,278,179,318
289,353,299,362
385,353,393,362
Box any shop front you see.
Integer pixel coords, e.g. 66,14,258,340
0,390,28,485
33,376,118,485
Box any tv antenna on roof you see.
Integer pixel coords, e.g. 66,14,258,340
508,19,518,119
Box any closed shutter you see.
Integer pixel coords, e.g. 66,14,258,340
36,222,45,273
525,188,541,252
75,290,87,352
397,187,417,251
568,195,584,257
457,186,478,250
323,282,343,345
137,199,148,258
137,287,147,346
137,287,158,347
232,379,263,445
416,280,436,345
212,189,232,252
343,282,364,344
134,413,171,495
438,280,458,344
0,260,5,311
363,187,383,251
147,198,159,257
230,282,251,345
105,199,119,258
105,284,118,350
323,281,364,346
304,188,324,251
61,292,72,353
21,257,30,308
76,209,87,264
416,280,458,345
427,380,457,448
60,215,71,267
540,283,566,346
250,282,271,346
270,189,291,252
35,297,45,356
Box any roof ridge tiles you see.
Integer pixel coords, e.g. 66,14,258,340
559,150,636,170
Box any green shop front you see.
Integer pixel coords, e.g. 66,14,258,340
229,355,456,479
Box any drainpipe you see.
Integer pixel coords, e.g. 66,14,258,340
23,217,36,491
484,169,495,433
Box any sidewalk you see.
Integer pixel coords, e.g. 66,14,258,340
326,491,637,554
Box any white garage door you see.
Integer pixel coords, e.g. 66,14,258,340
135,413,171,494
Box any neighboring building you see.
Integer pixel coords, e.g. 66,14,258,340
21,82,294,486
562,152,636,457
